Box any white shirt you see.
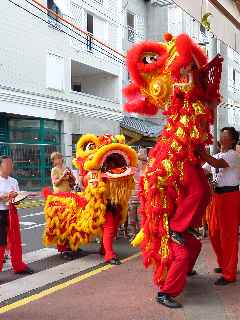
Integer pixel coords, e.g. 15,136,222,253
0,176,19,210
203,149,240,187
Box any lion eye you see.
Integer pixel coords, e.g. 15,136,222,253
84,142,96,151
143,55,158,64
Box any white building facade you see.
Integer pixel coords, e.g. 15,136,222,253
0,0,124,189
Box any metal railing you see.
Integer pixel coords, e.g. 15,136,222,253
0,142,60,191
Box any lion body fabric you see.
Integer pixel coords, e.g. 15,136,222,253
43,134,137,252
124,33,223,285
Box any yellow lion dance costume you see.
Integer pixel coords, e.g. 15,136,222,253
43,134,137,263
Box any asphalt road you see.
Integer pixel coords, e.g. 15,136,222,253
18,207,45,254
1,206,139,287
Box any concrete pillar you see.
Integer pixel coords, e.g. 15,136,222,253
62,114,73,169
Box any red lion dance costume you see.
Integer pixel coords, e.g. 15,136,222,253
43,134,137,265
124,33,223,308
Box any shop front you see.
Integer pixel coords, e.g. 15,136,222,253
0,114,61,190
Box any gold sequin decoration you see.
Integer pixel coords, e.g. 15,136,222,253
180,83,193,93
162,196,168,209
192,101,206,115
144,178,148,191
165,124,172,132
171,140,181,152
157,176,167,187
177,161,184,179
175,127,185,139
179,115,189,126
190,126,200,139
160,236,169,258
159,214,170,258
162,159,173,176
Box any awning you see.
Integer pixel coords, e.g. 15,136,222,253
54,0,73,17
120,116,165,138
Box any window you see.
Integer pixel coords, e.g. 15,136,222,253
233,69,236,84
46,53,64,91
47,0,61,27
200,23,206,35
127,12,135,42
87,13,94,34
86,13,105,52
87,13,93,51
72,84,82,92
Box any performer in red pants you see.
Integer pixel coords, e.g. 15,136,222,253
202,127,240,285
100,205,121,264
169,161,211,242
0,156,33,275
156,163,210,308
158,233,202,302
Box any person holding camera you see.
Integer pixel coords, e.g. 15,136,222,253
50,152,76,193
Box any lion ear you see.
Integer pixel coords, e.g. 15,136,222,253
115,135,125,144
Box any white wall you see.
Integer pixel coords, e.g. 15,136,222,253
173,0,240,52
72,73,118,99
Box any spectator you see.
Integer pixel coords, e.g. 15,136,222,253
128,147,147,239
50,152,75,193
236,141,240,154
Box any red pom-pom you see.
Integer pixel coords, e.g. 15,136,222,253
164,32,173,42
42,186,52,199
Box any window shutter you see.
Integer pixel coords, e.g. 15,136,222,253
135,15,145,42
71,2,86,50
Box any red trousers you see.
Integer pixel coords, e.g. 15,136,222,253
160,233,202,297
208,191,240,281
170,162,211,232
101,211,121,262
0,205,27,273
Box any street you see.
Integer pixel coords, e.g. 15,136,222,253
0,230,240,320
0,204,139,298
19,207,45,254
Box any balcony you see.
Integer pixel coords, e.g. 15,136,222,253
71,60,119,101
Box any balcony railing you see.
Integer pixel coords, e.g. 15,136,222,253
127,26,135,42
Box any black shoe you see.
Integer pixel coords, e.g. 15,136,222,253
156,293,182,309
169,230,185,245
188,228,201,239
214,267,222,274
188,270,197,277
106,258,122,265
60,251,75,260
15,267,34,275
214,276,235,286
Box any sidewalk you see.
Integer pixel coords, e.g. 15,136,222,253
1,239,240,320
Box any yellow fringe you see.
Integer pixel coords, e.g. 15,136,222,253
131,229,144,247
43,177,135,251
